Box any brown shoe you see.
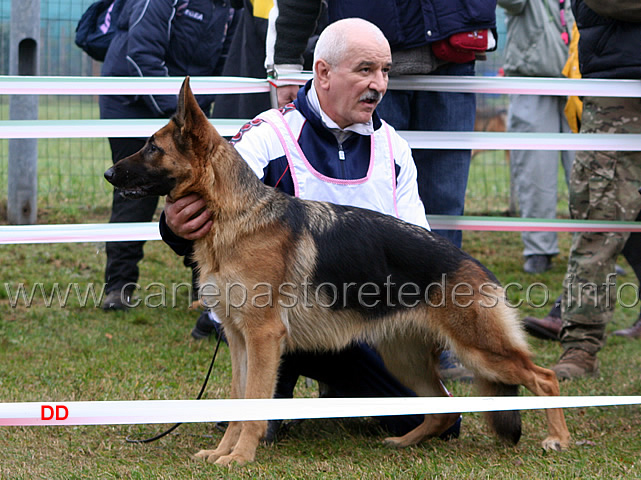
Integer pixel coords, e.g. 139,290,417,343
613,317,641,339
552,348,599,381
522,314,562,341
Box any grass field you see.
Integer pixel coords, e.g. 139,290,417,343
0,99,638,477
1,209,641,478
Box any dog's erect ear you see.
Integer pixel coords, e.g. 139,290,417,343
175,76,207,133
175,77,189,129
176,76,192,129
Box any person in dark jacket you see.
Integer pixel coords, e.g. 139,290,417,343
211,0,273,120
212,0,326,120
520,0,641,380
99,0,235,310
264,0,495,383
161,18,461,443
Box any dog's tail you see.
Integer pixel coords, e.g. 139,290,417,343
476,378,522,445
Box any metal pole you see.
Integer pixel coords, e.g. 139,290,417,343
8,0,40,224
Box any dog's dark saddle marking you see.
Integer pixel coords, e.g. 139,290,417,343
278,200,494,317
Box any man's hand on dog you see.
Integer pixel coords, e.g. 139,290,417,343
165,193,212,240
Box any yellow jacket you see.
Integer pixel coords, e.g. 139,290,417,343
562,23,582,133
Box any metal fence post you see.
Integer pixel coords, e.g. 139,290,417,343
8,0,40,225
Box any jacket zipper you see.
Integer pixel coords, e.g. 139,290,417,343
338,142,346,179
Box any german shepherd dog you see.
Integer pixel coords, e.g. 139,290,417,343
104,78,570,466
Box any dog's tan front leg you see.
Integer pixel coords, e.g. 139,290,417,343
215,314,286,466
194,422,243,463
195,326,247,463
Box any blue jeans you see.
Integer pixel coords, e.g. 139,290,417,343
377,62,476,249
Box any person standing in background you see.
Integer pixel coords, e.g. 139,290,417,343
99,0,235,310
498,0,575,274
522,0,641,379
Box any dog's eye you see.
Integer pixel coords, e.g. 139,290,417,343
149,144,158,153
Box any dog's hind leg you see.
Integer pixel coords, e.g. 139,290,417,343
376,337,460,448
384,413,461,448
512,361,570,451
473,351,570,451
440,284,570,451
382,383,460,448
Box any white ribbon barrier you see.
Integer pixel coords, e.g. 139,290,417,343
0,119,246,139
274,73,641,98
0,222,160,244
426,215,641,233
0,75,270,95
2,216,641,245
1,75,639,429
3,74,641,97
2,120,641,153
2,396,641,426
388,75,641,97
401,131,641,151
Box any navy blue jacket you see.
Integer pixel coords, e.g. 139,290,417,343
272,0,497,66
100,0,233,119
572,0,641,79
328,0,496,48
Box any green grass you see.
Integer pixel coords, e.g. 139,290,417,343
1,226,641,478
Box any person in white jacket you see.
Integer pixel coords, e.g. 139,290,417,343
160,18,461,442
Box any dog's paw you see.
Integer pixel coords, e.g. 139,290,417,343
214,453,252,467
382,436,407,448
541,436,569,452
193,449,222,463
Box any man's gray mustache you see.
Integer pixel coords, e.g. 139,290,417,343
359,90,382,102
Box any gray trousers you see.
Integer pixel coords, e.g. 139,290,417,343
508,94,574,257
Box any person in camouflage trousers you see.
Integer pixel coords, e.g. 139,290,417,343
523,0,641,380
555,96,641,379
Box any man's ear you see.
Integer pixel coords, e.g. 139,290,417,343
314,59,332,90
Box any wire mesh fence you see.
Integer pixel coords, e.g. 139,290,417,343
0,0,112,222
0,2,548,223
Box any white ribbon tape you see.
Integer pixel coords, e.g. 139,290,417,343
400,131,641,151
2,121,640,154
272,74,641,98
0,119,246,139
0,76,270,95
2,75,641,97
427,215,641,233
388,75,641,97
2,396,640,426
0,222,160,244
2,217,640,245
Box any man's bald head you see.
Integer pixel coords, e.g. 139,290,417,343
313,18,390,69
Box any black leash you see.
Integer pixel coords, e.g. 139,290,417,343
125,333,224,444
